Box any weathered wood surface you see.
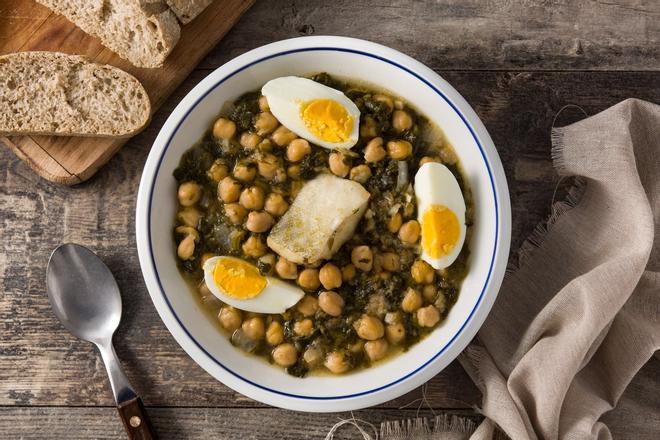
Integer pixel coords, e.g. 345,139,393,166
1,0,659,438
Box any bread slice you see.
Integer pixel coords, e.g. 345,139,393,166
37,0,180,68
0,52,151,138
166,0,213,24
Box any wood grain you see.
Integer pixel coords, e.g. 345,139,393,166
201,0,660,71
0,0,254,185
1,0,659,438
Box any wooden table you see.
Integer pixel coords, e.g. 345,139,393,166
1,1,659,438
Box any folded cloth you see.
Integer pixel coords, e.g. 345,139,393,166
459,99,660,439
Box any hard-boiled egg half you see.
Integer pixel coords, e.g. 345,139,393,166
414,162,467,269
261,76,360,150
203,256,304,313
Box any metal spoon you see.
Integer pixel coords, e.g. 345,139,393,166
46,243,156,440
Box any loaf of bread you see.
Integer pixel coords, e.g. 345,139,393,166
0,52,151,137
36,0,181,68
166,0,213,23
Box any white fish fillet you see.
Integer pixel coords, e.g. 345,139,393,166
267,174,370,264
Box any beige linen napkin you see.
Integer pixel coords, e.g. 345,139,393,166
458,98,660,440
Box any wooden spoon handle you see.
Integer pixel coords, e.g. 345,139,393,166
117,396,157,440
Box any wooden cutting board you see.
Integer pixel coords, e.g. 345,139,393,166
0,0,254,185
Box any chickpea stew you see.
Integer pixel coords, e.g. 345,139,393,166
172,73,473,377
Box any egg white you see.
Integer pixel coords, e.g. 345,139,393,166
261,76,360,150
413,162,467,269
203,256,305,313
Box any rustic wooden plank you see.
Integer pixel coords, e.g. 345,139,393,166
0,0,254,185
0,407,484,440
2,70,658,412
203,0,660,71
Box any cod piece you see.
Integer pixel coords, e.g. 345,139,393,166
267,174,370,265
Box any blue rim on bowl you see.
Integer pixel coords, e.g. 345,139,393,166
137,36,511,411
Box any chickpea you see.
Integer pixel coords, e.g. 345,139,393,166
360,115,379,138
399,220,421,244
218,176,241,203
349,164,372,184
364,137,386,162
254,111,278,135
264,193,289,217
246,211,274,233
218,307,242,332
256,153,280,180
290,180,303,198
387,212,402,233
419,156,440,166
380,252,400,272
266,321,284,346
318,291,344,317
417,305,441,327
275,257,298,280
324,351,349,374
387,140,413,160
364,338,389,362
423,284,438,303
351,246,373,272
354,315,385,341
294,318,314,337
233,162,257,183
272,343,298,367
242,316,265,340
177,207,200,228
411,260,435,284
271,126,297,147
212,117,236,140
342,264,357,282
287,164,302,180
177,234,195,260
394,99,404,110
239,186,265,210
207,160,229,182
319,263,342,290
224,203,247,225
329,152,351,177
348,340,365,353
178,181,202,207
286,138,311,162
175,225,199,241
439,147,458,165
386,323,406,344
402,287,423,312
392,110,413,132
297,295,319,317
240,131,262,150
297,268,320,291
258,95,270,111
303,345,323,366
373,94,394,112
242,235,267,257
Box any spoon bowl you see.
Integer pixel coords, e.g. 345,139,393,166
47,243,122,344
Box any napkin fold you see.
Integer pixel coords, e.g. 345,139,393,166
459,98,660,440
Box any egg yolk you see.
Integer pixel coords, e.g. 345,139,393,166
421,205,461,258
213,258,267,299
300,99,353,143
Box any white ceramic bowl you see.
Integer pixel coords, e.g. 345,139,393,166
136,36,511,412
